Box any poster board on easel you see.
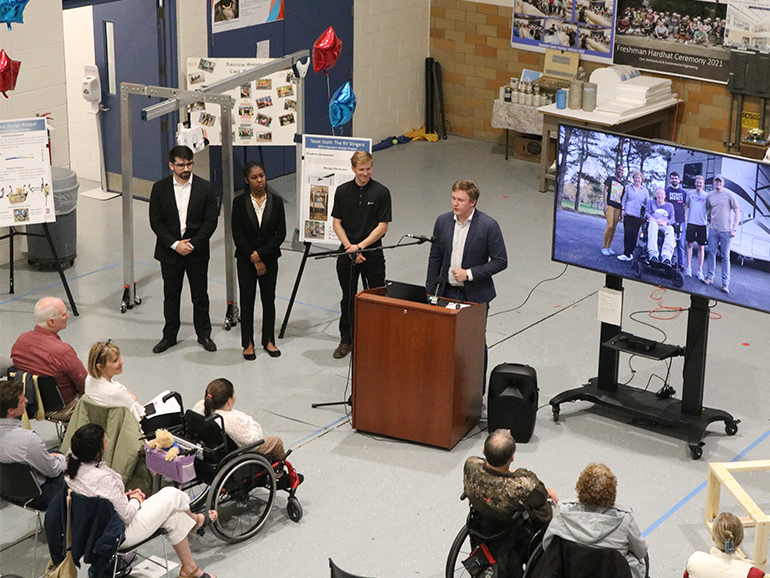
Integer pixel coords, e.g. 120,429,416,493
298,135,372,246
0,118,55,228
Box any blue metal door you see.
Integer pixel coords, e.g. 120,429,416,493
208,0,354,187
93,0,177,195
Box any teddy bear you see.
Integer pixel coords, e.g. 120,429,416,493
147,429,180,461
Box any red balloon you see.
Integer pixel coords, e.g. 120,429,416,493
313,26,342,74
0,49,21,98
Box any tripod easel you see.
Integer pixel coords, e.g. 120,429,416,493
1,224,79,315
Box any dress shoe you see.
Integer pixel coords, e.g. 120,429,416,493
333,342,352,359
152,338,177,354
243,349,256,361
263,344,281,358
197,337,217,352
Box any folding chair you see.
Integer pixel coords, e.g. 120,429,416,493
0,462,45,578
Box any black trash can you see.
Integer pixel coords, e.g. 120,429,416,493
27,167,79,269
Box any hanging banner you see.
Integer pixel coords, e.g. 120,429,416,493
186,57,298,147
612,0,729,83
0,118,54,228
212,0,284,33
512,0,616,63
299,135,372,246
724,0,770,50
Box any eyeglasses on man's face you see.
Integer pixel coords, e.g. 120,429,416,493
173,161,194,169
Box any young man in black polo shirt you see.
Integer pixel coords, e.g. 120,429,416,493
331,151,392,359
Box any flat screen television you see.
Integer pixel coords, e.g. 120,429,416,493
552,124,770,315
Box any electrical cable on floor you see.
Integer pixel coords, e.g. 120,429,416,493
489,290,596,349
489,264,568,318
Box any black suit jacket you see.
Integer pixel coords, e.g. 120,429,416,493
231,188,286,264
149,174,219,265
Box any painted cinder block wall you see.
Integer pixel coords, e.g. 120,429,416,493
430,0,754,154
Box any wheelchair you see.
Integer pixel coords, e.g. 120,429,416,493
630,212,685,288
145,392,303,544
445,494,544,578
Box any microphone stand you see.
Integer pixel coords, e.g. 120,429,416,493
311,236,433,411
311,237,430,261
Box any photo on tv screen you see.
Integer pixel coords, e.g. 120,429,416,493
552,124,770,315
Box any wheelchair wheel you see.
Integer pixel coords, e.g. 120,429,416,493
445,524,471,578
287,496,303,522
206,453,276,543
671,269,685,288
632,259,644,278
179,479,210,512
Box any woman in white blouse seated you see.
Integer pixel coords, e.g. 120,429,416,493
192,378,285,462
685,512,765,578
85,340,145,422
66,424,218,578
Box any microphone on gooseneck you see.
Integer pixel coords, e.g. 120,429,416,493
406,233,436,243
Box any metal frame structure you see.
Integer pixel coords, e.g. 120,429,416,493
120,50,309,324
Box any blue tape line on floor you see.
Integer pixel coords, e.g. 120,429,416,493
1,260,341,314
291,415,348,446
642,429,770,538
0,262,122,306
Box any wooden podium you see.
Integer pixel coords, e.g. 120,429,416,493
351,288,487,449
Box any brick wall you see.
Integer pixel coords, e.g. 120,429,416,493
430,0,754,153
353,0,430,141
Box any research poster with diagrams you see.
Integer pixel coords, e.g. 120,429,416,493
186,57,298,147
0,118,54,227
299,135,372,246
512,0,616,62
211,0,284,33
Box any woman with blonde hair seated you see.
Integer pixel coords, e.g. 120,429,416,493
685,512,765,577
85,340,145,422
543,462,648,578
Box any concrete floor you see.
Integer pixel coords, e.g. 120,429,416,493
1,136,769,578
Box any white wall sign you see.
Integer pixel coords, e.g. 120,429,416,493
299,135,372,246
212,0,284,34
0,118,55,227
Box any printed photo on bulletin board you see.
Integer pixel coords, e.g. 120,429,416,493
612,0,729,83
512,0,615,63
212,0,284,34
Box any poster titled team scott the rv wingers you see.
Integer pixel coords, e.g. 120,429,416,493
612,0,729,83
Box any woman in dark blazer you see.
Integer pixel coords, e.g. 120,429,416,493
232,161,286,359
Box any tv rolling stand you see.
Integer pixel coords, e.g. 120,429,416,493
549,275,738,460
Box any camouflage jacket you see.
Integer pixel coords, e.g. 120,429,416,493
463,456,552,525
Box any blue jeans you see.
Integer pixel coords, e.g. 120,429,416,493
706,229,732,285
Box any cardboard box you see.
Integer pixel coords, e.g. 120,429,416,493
514,136,542,163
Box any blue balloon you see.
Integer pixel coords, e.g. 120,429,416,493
329,82,356,128
0,0,31,30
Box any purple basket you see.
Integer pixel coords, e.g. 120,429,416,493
145,444,196,483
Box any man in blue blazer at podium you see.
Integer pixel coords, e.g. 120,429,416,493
426,179,507,392
426,179,507,304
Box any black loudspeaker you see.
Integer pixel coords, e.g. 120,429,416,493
487,363,538,443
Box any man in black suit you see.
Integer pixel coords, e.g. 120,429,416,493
149,145,219,353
